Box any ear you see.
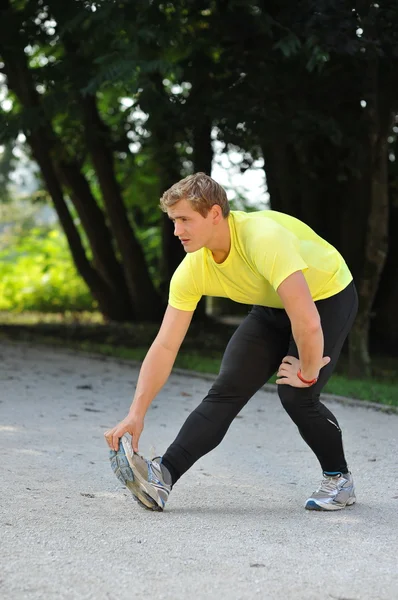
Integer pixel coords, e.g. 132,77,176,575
211,204,223,223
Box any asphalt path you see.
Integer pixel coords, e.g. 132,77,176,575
1,341,397,599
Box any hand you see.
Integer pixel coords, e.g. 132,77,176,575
276,355,331,388
104,412,144,452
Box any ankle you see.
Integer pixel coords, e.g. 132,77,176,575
160,458,178,487
323,470,349,477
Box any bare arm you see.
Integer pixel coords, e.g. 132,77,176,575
105,304,194,450
277,271,326,381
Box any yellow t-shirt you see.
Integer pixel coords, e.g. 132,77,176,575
169,210,353,311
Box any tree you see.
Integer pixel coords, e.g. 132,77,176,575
1,0,397,376
206,0,398,373
0,0,164,321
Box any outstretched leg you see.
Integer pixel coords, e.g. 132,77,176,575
162,308,290,483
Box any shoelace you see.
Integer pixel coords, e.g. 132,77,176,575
317,476,343,494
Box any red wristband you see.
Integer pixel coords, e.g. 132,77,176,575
297,369,318,386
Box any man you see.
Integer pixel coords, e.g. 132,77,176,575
104,172,358,512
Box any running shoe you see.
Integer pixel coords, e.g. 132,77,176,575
109,434,171,511
305,472,356,511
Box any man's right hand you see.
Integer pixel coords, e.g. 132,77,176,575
104,413,144,453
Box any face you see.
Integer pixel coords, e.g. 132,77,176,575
167,199,220,253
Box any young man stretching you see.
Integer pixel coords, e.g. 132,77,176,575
104,172,358,512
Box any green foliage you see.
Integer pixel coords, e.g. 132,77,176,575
273,33,302,58
0,225,96,312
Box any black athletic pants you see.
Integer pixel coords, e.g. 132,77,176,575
162,281,358,484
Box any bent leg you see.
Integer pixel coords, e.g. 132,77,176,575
278,282,358,473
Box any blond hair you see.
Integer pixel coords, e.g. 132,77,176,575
159,172,230,218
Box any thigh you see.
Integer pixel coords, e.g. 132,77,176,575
286,281,358,392
213,308,290,397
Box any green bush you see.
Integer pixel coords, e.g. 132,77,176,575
0,226,96,312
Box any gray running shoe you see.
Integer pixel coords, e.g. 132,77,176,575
305,472,356,511
109,434,171,511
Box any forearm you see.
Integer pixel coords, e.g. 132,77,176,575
129,340,177,418
292,323,324,380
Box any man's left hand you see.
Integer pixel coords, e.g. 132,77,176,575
276,355,331,387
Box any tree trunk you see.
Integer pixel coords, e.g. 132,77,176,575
348,68,391,377
143,74,186,298
264,136,346,244
371,181,398,354
57,161,133,319
337,171,370,281
80,94,163,320
0,11,133,320
28,135,130,320
193,115,213,175
53,25,161,320
262,140,300,215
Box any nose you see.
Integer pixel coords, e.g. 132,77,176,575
174,222,184,237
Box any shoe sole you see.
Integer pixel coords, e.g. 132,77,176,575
305,496,356,511
110,444,163,512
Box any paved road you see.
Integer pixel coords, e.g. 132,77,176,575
1,341,397,600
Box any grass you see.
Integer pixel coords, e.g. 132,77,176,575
0,311,397,408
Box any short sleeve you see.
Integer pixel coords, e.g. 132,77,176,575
168,256,202,311
252,227,308,291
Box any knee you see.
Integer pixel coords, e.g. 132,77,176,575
277,385,316,415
